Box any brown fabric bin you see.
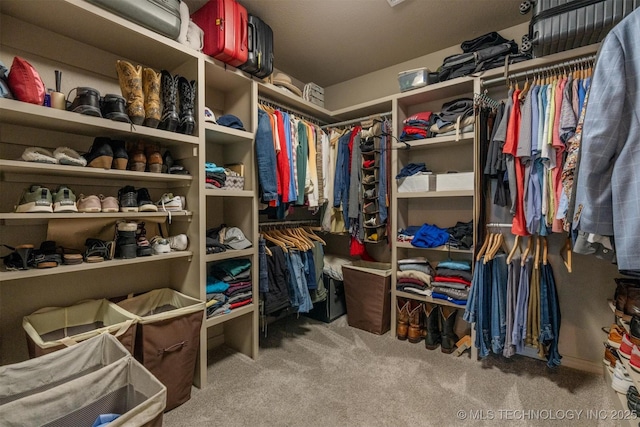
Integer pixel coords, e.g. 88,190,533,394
23,299,137,358
342,261,392,335
117,288,205,411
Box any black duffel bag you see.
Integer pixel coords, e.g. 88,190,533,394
438,40,520,82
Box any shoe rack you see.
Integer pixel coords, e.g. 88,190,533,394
391,77,477,359
0,0,204,382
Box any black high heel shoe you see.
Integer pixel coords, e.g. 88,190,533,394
2,244,34,270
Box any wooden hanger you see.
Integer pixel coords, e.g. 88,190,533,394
521,236,534,267
302,227,326,245
519,73,531,100
534,236,541,269
542,236,548,265
506,235,521,264
259,233,273,256
560,237,573,273
484,232,504,264
475,232,493,262
262,230,288,252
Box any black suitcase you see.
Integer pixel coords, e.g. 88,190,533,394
86,0,181,40
240,14,274,78
521,0,640,57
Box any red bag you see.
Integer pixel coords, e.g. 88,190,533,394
8,57,45,105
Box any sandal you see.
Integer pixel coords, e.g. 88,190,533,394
59,246,84,265
30,241,62,269
2,244,34,270
84,238,114,263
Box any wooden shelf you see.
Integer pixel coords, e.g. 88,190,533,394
396,290,467,310
204,189,253,197
0,211,192,220
0,99,199,147
393,133,474,150
396,77,475,108
205,303,254,328
396,241,473,253
204,124,254,144
205,248,254,263
0,159,193,182
0,250,193,283
396,190,474,198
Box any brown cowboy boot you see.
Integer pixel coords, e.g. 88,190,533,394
127,141,146,172
142,67,161,128
396,298,410,340
145,142,163,173
115,60,145,125
407,302,426,344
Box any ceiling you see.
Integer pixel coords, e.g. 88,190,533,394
184,0,529,87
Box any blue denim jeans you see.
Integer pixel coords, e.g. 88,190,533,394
512,256,533,353
304,250,317,290
288,250,313,313
333,132,352,225
463,258,490,358
490,254,508,354
258,236,269,293
541,263,562,367
503,257,520,358
256,109,277,202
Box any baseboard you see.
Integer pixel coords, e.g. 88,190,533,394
207,333,225,351
517,346,602,374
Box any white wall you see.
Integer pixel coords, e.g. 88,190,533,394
324,22,529,110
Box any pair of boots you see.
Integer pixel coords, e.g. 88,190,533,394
126,141,163,173
115,221,152,258
397,300,459,354
115,61,196,135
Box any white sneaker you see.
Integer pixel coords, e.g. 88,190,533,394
612,363,633,394
167,234,188,251
150,236,171,254
156,193,183,211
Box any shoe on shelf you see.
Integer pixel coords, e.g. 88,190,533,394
115,221,137,259
52,185,78,213
2,244,34,270
603,344,619,372
15,185,53,213
364,216,377,226
68,87,102,117
150,235,171,254
607,324,624,349
620,334,634,359
85,238,114,263
99,194,119,213
118,186,138,212
77,194,102,213
83,137,114,169
629,386,640,416
156,193,184,211
135,222,153,257
137,187,157,212
167,234,188,251
631,344,640,373
21,147,57,164
612,362,634,394
100,94,130,123
53,147,87,167
109,139,129,170
145,143,163,173
127,141,147,172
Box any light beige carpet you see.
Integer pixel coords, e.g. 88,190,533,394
164,315,616,427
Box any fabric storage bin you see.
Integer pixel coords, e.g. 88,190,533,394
436,172,474,191
117,288,205,411
0,333,166,427
23,298,137,358
342,261,392,335
397,173,436,192
305,275,347,323
224,175,245,190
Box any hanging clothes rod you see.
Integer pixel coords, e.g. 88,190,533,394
320,111,392,130
485,223,513,228
481,54,596,88
259,219,320,229
258,96,327,126
474,92,501,109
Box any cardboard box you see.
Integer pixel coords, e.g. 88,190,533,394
436,172,474,191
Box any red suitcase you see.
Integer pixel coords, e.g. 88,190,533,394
191,0,248,67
